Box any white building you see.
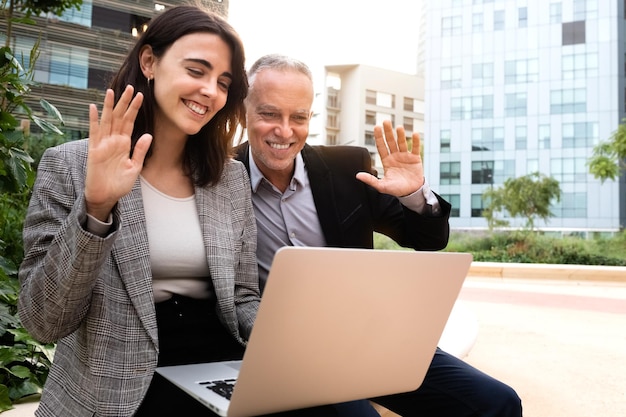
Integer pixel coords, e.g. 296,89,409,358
423,0,625,234
322,64,424,172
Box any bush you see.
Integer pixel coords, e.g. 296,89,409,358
0,44,65,411
374,230,626,266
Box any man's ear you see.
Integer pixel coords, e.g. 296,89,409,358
139,45,155,80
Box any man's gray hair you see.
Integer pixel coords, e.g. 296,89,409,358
247,54,313,91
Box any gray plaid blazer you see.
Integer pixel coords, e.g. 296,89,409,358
18,139,260,416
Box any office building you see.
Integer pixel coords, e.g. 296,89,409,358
1,0,228,139
323,64,425,171
423,0,625,234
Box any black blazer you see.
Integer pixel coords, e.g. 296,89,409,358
235,142,451,251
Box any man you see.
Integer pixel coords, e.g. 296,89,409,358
236,54,522,416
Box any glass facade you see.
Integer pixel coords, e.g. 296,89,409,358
1,0,228,136
424,0,625,232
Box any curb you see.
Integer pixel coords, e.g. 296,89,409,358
468,262,626,283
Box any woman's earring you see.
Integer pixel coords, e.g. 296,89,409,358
147,75,153,87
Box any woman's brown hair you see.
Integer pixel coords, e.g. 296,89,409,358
108,5,247,186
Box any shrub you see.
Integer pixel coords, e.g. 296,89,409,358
374,231,626,266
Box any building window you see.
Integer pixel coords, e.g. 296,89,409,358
365,131,375,146
473,12,483,32
553,192,587,218
574,0,598,20
440,130,451,153
440,162,461,185
442,16,462,36
365,110,376,125
515,126,527,150
551,157,587,183
327,89,339,108
471,194,486,217
551,88,586,114
550,2,562,23
562,52,598,80
472,127,504,151
403,97,418,112
441,194,461,217
11,36,36,70
493,160,515,184
518,7,527,27
539,124,551,149
472,161,494,184
403,117,414,133
366,90,395,108
494,10,505,30
473,160,515,184
504,59,538,84
562,122,598,148
441,65,462,89
327,134,337,146
562,21,586,46
505,93,527,117
58,0,93,27
472,63,494,86
527,159,539,173
327,114,338,128
451,95,494,120
48,43,89,89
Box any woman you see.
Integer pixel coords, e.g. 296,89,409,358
18,5,258,416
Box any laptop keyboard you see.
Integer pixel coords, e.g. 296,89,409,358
199,379,237,400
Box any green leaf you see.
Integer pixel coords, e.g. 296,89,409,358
0,111,19,130
0,261,18,280
8,329,55,363
9,365,32,379
32,116,64,135
0,385,13,412
6,149,33,190
9,379,42,401
39,99,64,125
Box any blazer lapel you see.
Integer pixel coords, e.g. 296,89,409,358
195,184,241,342
301,145,344,244
111,180,158,346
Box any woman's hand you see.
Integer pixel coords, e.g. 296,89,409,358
85,85,153,221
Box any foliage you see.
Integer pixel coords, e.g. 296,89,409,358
374,230,626,266
445,230,626,266
0,36,68,415
482,172,561,231
588,119,626,182
2,0,83,47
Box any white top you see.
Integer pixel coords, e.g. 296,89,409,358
140,176,211,302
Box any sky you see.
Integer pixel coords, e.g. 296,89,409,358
228,0,422,77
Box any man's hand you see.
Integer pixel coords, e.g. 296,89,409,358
356,120,425,197
84,85,153,221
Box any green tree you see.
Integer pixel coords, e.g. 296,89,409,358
482,172,561,231
588,119,626,182
2,0,83,47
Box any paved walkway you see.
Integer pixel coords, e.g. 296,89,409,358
459,276,626,417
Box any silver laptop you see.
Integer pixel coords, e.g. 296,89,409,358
156,247,473,417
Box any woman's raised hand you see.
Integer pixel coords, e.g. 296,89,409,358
85,85,153,221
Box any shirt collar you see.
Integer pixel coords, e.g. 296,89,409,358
248,146,306,193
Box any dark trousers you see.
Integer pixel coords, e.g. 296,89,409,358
134,295,377,417
371,347,523,417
